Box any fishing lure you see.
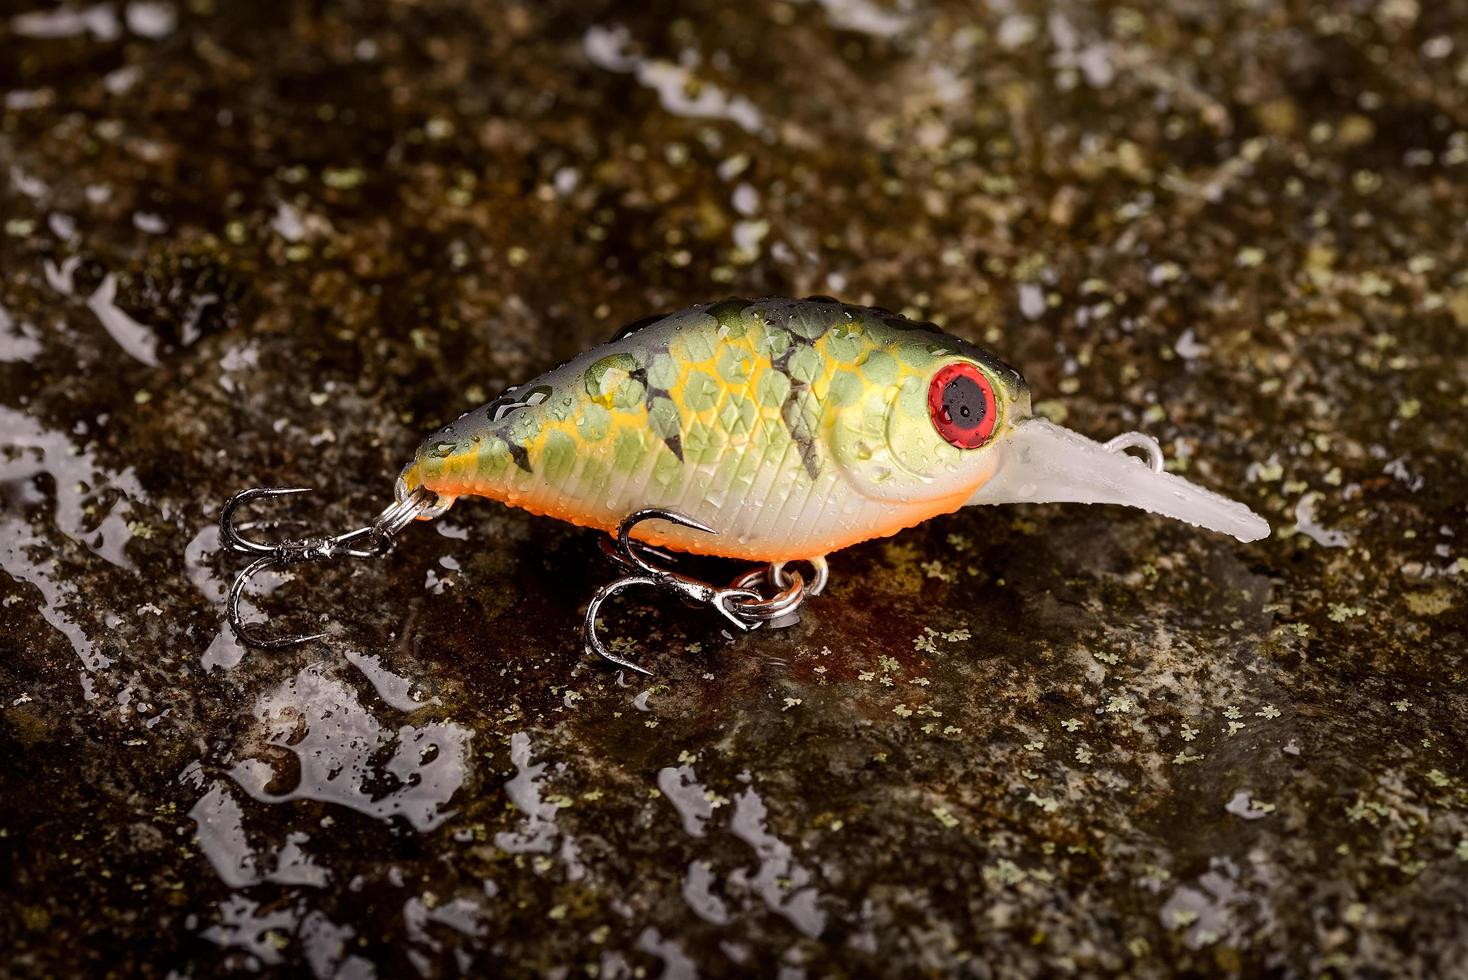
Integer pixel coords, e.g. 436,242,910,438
223,297,1268,673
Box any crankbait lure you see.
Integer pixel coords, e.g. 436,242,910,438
223,297,1268,673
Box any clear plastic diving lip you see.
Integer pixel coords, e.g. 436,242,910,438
965,418,1271,543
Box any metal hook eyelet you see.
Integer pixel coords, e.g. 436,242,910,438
1103,431,1166,473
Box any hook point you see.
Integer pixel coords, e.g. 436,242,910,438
220,485,438,649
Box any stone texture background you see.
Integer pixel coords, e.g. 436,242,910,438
2,0,1466,976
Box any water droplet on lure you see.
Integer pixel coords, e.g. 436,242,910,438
430,441,456,458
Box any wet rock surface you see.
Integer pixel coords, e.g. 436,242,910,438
3,0,1467,975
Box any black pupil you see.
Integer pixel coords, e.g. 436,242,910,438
942,376,986,430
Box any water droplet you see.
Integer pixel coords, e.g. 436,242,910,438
430,441,456,458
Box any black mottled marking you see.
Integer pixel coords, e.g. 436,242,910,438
770,335,822,480
508,440,533,474
586,319,688,461
660,428,684,462
781,395,821,481
485,384,552,421
632,352,684,463
472,385,554,474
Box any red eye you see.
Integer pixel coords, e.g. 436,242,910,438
928,363,997,449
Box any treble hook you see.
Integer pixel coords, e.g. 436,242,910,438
583,509,817,676
220,485,442,648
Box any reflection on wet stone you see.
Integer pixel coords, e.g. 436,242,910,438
229,665,472,833
494,731,566,857
658,764,713,837
727,787,826,939
346,649,440,712
681,860,732,926
1,405,145,677
403,895,488,975
495,732,557,850
634,928,699,980
201,895,301,969
186,774,330,890
300,911,376,980
1159,857,1258,952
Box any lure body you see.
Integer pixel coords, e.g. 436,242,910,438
400,297,1268,560
223,297,1269,653
400,299,1016,559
